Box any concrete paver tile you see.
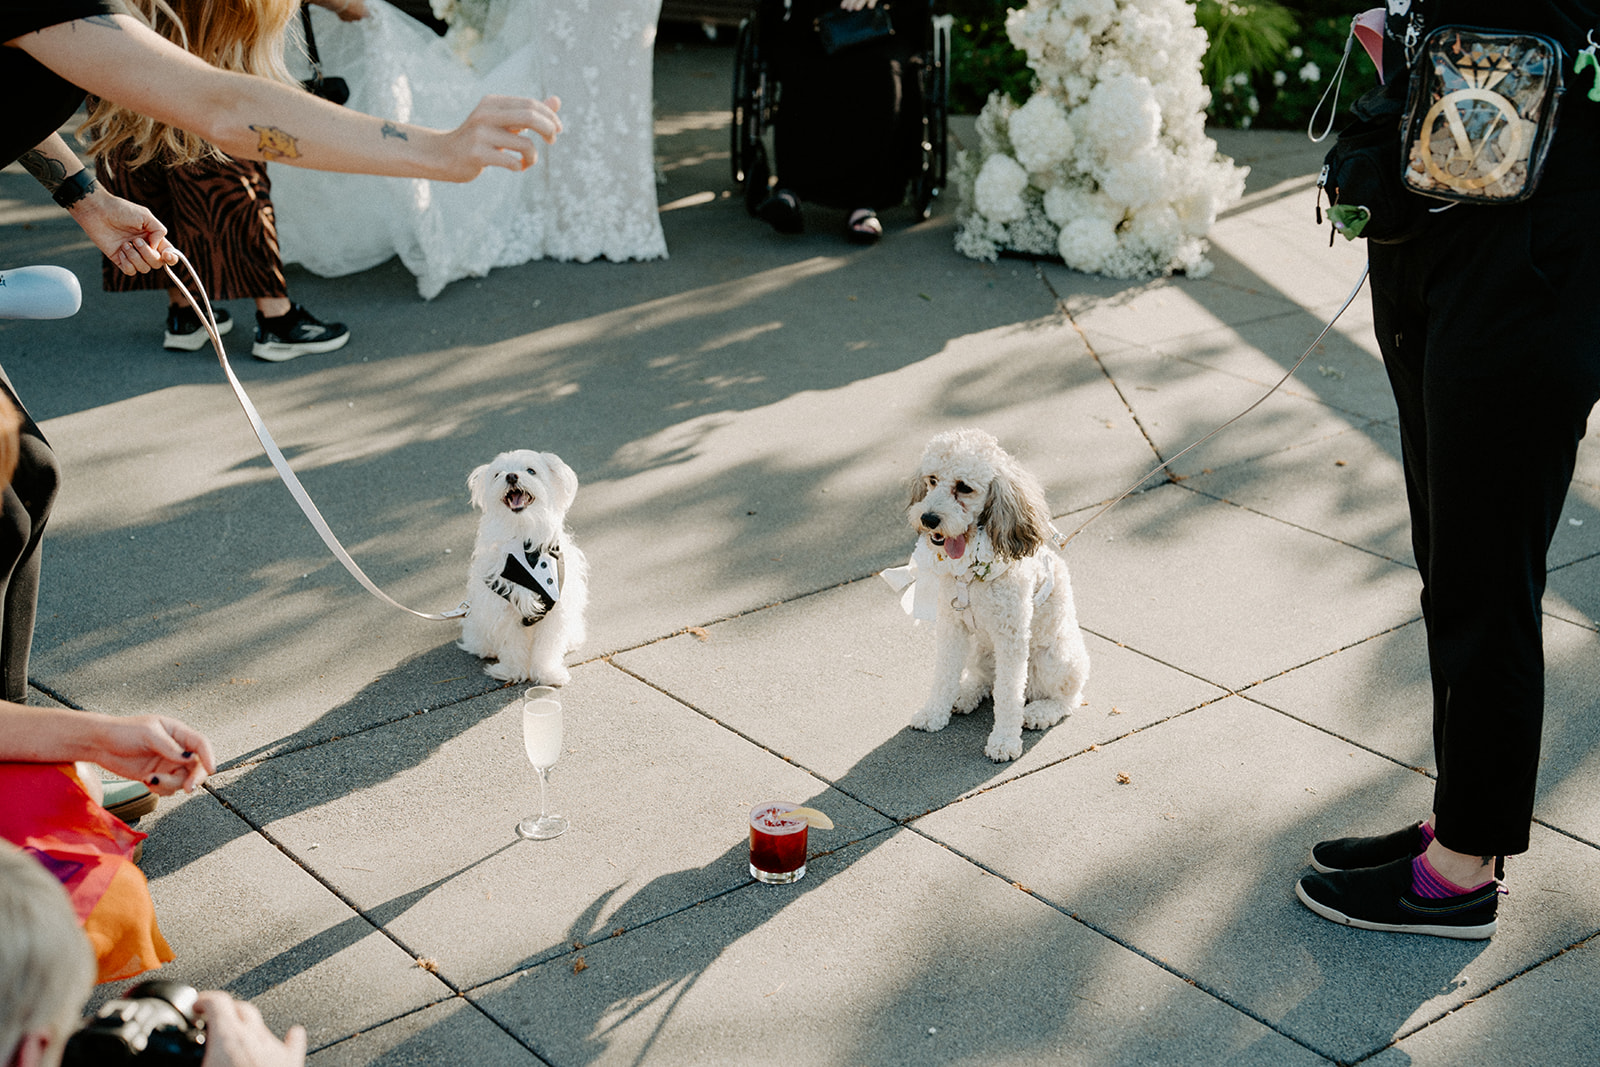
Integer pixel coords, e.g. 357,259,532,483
1365,935,1600,1067
912,696,1600,1064
472,830,1329,1067
308,999,544,1066
1063,485,1420,689
208,662,892,990
1181,422,1413,567
100,792,452,1048
613,578,1227,821
1088,339,1390,480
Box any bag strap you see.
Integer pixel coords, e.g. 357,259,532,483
300,3,325,79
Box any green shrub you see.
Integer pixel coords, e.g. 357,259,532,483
939,1,1379,129
946,2,1031,115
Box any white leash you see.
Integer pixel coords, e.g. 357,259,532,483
165,252,467,621
1055,262,1371,548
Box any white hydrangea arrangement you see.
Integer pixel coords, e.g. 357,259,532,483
954,0,1249,279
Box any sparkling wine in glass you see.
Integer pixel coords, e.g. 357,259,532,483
516,687,568,840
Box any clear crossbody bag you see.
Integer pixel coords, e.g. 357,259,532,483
1400,26,1567,204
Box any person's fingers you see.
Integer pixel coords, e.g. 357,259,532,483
165,719,218,775
194,990,243,1023
284,1025,308,1058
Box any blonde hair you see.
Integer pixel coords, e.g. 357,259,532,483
0,845,96,1063
82,0,301,168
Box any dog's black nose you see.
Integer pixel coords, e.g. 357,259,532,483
505,472,519,486
920,512,941,530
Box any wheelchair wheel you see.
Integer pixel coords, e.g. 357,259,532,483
731,16,770,189
911,13,952,220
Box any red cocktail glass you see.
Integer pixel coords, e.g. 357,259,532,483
749,802,808,884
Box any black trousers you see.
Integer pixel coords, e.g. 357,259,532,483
0,368,59,704
1370,185,1600,857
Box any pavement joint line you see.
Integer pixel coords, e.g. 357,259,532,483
599,656,903,826
1044,279,1173,481
1175,482,1419,570
210,682,519,773
1235,691,1439,785
1341,928,1600,1067
1078,623,1245,695
198,780,463,992
901,824,1337,1064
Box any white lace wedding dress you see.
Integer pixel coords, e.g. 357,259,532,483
272,0,667,300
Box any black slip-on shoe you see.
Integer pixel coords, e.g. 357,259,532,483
1296,855,1500,940
1311,822,1428,874
164,305,233,351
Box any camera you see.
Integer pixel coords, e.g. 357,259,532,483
62,980,206,1065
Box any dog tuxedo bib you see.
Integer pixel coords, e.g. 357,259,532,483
487,539,563,625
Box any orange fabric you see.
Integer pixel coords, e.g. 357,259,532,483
0,762,173,983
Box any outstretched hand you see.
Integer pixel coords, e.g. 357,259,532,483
439,94,563,180
93,715,216,795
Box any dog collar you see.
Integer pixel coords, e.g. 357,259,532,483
880,527,1054,622
486,539,563,625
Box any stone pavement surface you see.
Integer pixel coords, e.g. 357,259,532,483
4,32,1600,1067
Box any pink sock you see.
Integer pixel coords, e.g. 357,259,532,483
1418,820,1435,848
1411,853,1493,898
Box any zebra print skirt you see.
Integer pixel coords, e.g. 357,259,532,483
97,149,289,300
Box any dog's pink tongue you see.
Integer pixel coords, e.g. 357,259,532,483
945,534,967,559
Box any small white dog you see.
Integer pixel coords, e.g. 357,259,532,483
900,429,1090,761
458,450,589,685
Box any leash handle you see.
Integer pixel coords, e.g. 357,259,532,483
1056,262,1371,549
164,252,466,621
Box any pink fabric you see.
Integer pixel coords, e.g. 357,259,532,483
1355,8,1388,83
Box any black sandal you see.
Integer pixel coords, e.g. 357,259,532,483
846,208,882,244
755,189,804,234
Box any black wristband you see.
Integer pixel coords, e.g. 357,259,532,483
51,169,98,210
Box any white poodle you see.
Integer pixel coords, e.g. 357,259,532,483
902,429,1089,761
458,450,589,685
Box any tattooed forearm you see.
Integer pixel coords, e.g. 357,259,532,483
17,151,69,193
249,125,302,160
380,122,408,141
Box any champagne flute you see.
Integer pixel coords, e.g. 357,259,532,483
516,687,568,840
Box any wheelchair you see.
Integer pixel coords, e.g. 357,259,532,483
731,3,952,220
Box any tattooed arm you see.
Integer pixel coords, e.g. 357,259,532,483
11,14,560,182
18,134,176,275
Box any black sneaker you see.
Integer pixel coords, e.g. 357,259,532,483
164,304,233,351
1296,855,1500,939
252,303,350,362
1311,822,1428,874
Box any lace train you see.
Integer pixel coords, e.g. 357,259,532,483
273,0,667,300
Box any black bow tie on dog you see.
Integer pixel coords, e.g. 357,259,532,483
486,540,563,626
